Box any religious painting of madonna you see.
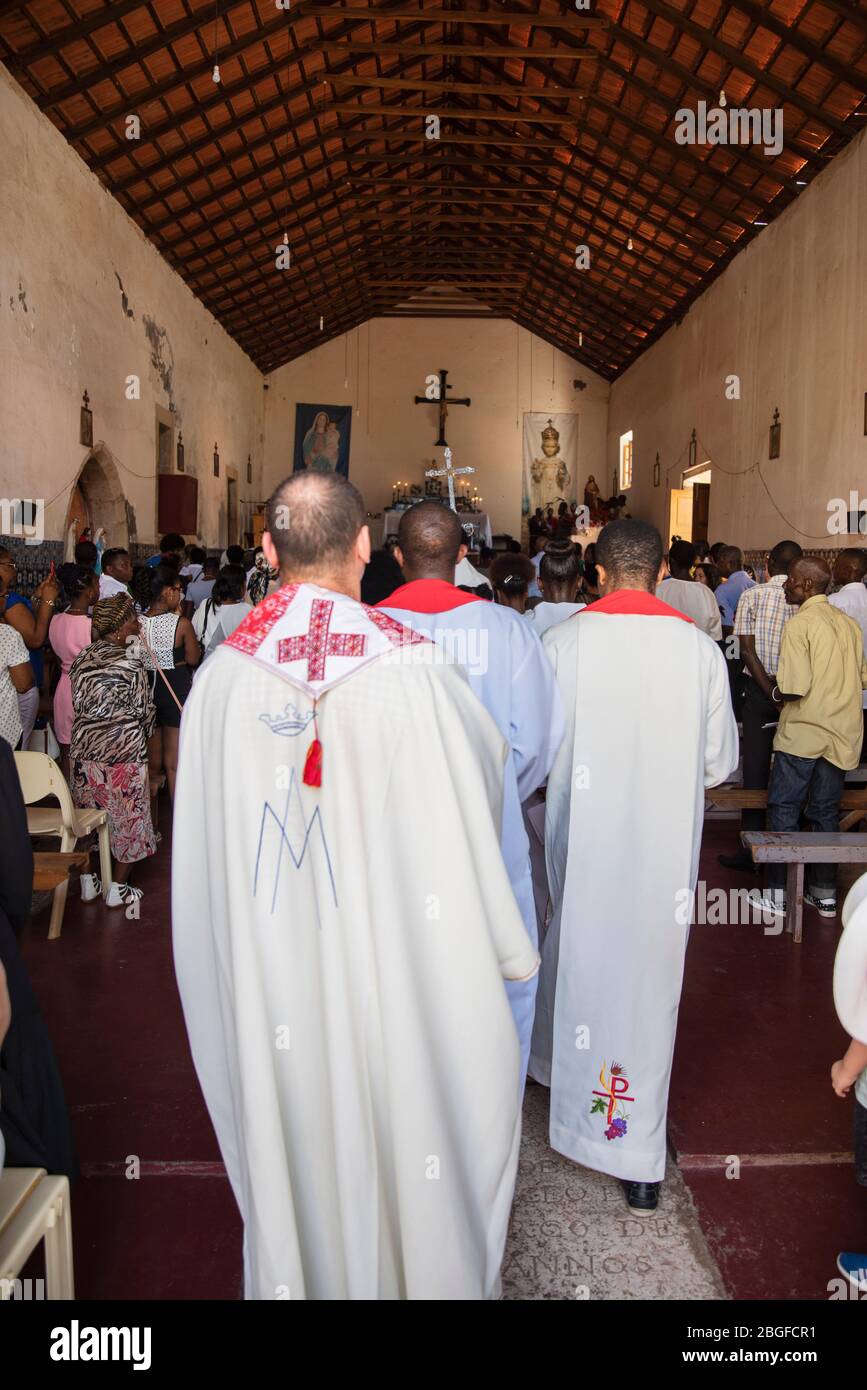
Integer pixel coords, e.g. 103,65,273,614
293,404,352,477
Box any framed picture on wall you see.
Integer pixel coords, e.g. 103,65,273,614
293,404,352,477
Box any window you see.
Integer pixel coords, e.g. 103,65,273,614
619,430,633,490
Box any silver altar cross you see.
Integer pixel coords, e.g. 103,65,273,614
425,447,475,513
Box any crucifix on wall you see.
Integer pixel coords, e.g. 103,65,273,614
414,368,471,447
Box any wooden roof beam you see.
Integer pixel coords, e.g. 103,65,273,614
319,42,596,56
327,103,578,123
298,8,609,27
328,73,581,97
341,130,572,145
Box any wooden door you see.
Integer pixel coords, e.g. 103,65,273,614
227,476,239,546
668,488,693,544
691,482,710,545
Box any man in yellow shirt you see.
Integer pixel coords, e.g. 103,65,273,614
759,557,867,919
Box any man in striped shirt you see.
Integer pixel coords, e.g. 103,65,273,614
718,538,802,873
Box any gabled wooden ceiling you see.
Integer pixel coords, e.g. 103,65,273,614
2,1,866,379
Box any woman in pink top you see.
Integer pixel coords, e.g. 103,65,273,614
49,565,99,776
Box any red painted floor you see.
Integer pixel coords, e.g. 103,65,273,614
17,804,867,1300
671,820,866,1299
19,801,242,1300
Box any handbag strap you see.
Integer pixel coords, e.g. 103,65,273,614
137,620,185,716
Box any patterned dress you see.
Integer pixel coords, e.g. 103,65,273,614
69,639,157,864
139,611,193,728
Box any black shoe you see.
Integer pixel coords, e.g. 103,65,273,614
621,1180,659,1215
717,852,758,874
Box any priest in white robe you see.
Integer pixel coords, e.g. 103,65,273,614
379,503,564,1083
530,519,738,1215
172,473,539,1300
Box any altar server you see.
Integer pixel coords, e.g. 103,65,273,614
380,502,563,1082
530,519,737,1214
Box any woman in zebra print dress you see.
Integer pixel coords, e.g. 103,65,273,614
69,594,157,911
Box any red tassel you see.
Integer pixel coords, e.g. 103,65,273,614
303,737,323,787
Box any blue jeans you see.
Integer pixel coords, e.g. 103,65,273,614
766,750,845,894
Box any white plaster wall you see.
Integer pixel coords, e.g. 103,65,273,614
264,318,610,538
0,63,265,546
607,126,867,552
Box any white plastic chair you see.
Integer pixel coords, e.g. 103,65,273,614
13,750,112,940
0,1169,74,1300
842,869,867,930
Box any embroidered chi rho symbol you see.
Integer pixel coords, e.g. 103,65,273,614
276,598,366,681
590,1061,635,1142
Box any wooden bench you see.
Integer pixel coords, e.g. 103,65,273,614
32,850,91,894
741,831,867,943
709,787,867,832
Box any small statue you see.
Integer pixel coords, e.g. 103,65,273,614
584,475,601,513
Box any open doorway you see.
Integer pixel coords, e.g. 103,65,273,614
63,444,130,560
668,463,711,547
226,473,239,547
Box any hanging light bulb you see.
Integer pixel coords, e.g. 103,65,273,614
719,89,727,107
282,232,288,245
627,236,633,251
319,315,324,331
212,2,222,85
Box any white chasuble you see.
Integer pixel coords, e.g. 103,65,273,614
379,579,564,1081
529,591,738,1182
172,584,539,1300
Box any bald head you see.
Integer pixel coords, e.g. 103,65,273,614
795,556,831,590
395,502,466,581
263,471,370,597
784,554,831,608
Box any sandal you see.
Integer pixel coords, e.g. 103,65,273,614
105,882,144,909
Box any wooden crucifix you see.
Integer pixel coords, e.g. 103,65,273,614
425,447,475,513
414,368,471,447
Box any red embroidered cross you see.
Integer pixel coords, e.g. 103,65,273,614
276,598,366,681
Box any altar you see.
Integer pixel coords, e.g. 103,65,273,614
382,508,493,550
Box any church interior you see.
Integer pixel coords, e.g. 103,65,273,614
2,0,867,1320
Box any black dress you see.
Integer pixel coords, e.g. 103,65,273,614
140,611,193,730
0,739,78,1178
